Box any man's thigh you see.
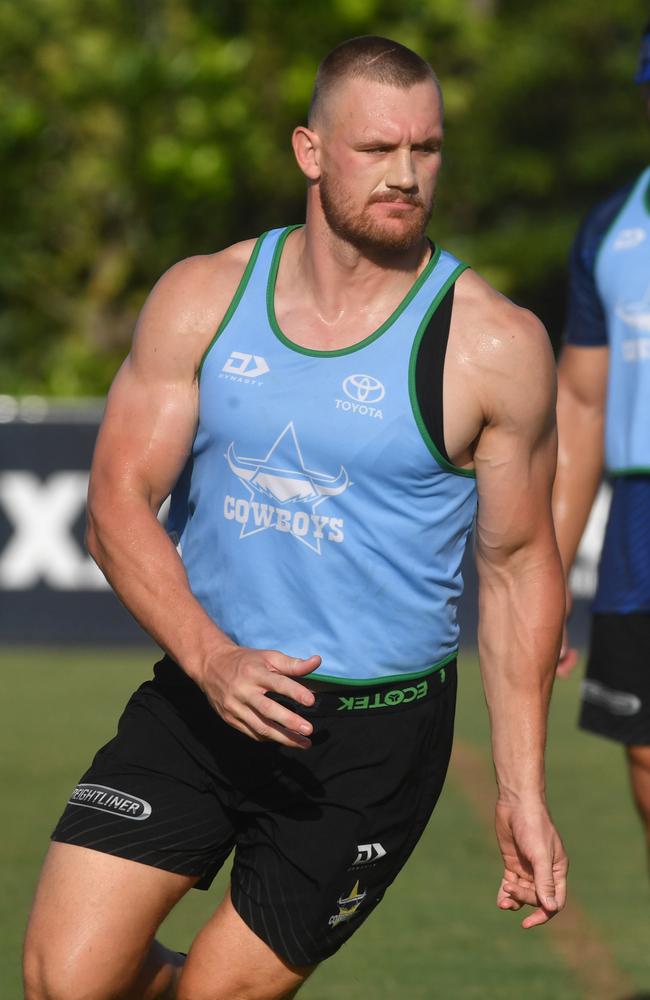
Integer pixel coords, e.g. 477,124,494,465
24,842,195,998
580,613,650,745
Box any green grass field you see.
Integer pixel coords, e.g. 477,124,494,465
2,647,648,999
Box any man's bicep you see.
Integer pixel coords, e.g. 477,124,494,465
474,327,558,565
475,424,558,569
91,358,198,512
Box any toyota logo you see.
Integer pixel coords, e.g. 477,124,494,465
342,374,385,403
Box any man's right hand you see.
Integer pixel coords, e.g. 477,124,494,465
194,646,321,749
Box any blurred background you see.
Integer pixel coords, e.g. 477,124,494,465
1,1,649,997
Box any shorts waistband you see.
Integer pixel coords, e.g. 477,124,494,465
269,660,456,717
152,655,456,719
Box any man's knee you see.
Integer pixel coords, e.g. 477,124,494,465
22,940,49,1000
23,922,72,1000
24,932,181,1000
23,941,106,1000
23,925,146,1000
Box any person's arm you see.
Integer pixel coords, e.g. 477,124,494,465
552,344,608,674
551,201,612,674
471,299,567,928
86,248,318,748
554,345,608,568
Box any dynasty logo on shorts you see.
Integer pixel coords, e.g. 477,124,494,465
353,842,387,866
224,421,350,554
68,783,152,820
328,880,367,928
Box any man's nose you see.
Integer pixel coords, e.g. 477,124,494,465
385,149,417,191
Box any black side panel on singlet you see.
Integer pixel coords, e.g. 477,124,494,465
415,283,454,463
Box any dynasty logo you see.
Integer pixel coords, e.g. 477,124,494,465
220,351,270,383
328,880,367,928
353,843,387,866
224,422,351,554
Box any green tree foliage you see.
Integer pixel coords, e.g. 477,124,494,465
1,0,648,393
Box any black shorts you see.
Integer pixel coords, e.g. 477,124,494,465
52,656,457,966
580,613,650,746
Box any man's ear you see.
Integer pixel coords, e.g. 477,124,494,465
292,125,322,181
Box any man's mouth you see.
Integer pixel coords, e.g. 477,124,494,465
369,195,423,209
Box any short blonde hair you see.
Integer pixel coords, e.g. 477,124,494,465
308,36,441,126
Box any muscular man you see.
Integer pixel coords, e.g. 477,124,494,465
554,23,650,872
24,36,567,1000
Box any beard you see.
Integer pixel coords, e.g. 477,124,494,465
319,171,433,253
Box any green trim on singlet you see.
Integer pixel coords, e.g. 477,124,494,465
308,649,457,686
197,232,268,381
407,262,476,478
643,173,650,215
595,169,650,278
266,226,442,358
608,466,650,476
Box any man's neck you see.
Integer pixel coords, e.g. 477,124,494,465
272,221,432,350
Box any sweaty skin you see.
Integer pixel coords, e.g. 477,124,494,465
24,74,567,1000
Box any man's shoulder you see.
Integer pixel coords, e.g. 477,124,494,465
155,237,260,304
453,268,548,357
451,269,553,424
132,238,260,369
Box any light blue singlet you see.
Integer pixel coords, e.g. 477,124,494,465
168,227,477,683
595,166,650,474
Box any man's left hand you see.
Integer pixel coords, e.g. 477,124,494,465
495,800,568,928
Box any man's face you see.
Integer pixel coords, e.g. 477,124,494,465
315,77,443,253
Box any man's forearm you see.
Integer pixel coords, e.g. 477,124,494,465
553,371,605,574
477,545,564,802
87,496,234,680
